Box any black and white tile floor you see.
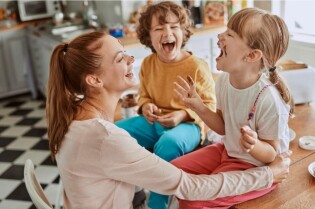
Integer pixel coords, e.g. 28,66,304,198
0,94,61,209
0,94,179,209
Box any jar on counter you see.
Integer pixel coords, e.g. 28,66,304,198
108,24,124,38
121,93,138,119
0,8,5,21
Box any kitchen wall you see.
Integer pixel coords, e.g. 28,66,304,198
64,0,148,26
64,0,184,26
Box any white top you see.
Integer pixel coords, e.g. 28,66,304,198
56,118,273,209
216,73,290,166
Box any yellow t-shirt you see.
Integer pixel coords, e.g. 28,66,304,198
137,53,216,142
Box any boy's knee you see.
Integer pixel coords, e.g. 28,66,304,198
154,140,183,161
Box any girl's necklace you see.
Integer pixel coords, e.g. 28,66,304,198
248,82,278,120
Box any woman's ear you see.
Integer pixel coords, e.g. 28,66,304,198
85,75,103,87
245,49,263,63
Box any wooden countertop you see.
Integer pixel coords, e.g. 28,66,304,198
234,102,315,209
0,19,50,32
0,22,27,32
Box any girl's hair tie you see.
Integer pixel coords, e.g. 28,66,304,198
63,44,69,53
269,66,276,72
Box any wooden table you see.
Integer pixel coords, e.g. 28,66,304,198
234,102,315,209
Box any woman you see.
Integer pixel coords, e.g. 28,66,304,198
46,31,291,209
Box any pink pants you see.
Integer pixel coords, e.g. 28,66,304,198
171,143,276,209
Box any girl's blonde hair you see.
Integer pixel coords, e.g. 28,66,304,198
228,8,294,115
46,31,106,160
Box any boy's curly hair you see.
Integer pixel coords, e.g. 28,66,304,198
136,1,193,53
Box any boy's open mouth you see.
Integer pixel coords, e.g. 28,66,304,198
162,40,175,52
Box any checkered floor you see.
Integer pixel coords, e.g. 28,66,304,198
0,94,61,209
0,94,180,209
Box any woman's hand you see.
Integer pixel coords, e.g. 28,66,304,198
142,103,160,124
174,75,204,112
268,150,292,184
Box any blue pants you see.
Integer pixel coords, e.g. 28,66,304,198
115,116,200,209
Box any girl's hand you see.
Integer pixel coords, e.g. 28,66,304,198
142,103,160,124
157,110,187,128
174,75,204,112
240,125,258,152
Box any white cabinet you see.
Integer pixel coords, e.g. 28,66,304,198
0,27,35,99
27,29,59,96
0,35,9,94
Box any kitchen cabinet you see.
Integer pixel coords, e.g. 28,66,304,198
0,35,9,95
27,29,59,96
0,27,35,99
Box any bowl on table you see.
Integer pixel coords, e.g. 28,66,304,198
308,161,315,178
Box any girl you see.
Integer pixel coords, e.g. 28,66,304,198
174,7,294,209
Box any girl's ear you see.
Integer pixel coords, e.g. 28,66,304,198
85,75,103,87
245,49,263,63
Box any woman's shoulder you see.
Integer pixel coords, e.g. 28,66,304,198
71,119,131,139
95,119,132,138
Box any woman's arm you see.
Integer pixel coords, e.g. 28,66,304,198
101,134,291,200
176,166,272,200
177,150,291,200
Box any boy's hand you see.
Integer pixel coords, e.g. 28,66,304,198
157,110,187,127
240,125,258,152
142,103,160,124
174,75,203,112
